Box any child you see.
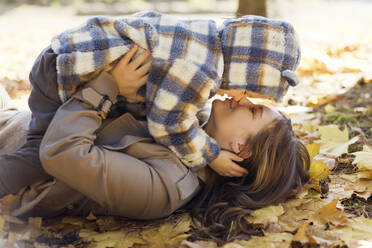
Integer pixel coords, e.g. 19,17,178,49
32,12,302,176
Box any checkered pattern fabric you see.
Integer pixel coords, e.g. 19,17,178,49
219,15,301,99
50,11,301,169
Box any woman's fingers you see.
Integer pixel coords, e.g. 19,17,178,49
130,50,151,70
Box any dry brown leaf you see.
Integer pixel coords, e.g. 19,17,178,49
292,222,317,245
28,217,42,230
140,213,191,247
297,58,334,77
96,216,122,232
338,216,372,247
80,228,145,248
353,145,372,171
0,194,21,215
356,171,372,180
86,211,97,221
306,223,344,246
310,200,348,227
245,204,284,226
306,93,345,107
326,44,359,57
278,200,315,233
0,216,7,238
61,216,85,228
180,240,218,248
223,232,292,248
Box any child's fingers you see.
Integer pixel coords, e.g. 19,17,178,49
136,74,149,87
224,170,243,177
130,50,151,69
134,94,146,102
229,161,248,175
227,152,244,162
136,60,152,77
126,93,145,103
119,45,139,66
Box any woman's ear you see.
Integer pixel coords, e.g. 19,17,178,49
239,150,252,159
231,141,252,159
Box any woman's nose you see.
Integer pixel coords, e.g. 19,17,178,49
238,97,254,107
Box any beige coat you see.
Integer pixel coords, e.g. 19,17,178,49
1,72,212,220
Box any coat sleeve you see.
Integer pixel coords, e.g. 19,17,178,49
39,72,169,218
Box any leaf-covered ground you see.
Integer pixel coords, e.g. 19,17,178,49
1,3,372,247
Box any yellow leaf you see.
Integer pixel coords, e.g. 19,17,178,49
245,205,284,226
306,143,321,160
318,125,348,143
324,104,336,114
353,145,372,171
308,161,330,181
306,143,330,181
318,125,358,156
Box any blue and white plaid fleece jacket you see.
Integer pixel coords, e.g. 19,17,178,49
51,11,301,169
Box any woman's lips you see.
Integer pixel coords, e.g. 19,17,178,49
225,98,233,109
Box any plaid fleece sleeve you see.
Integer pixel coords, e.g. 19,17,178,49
144,15,223,169
146,60,221,170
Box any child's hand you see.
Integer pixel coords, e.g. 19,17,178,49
110,45,151,102
209,150,248,177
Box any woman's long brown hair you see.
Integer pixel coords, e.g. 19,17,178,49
186,113,310,244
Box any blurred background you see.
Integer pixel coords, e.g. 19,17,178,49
0,0,371,109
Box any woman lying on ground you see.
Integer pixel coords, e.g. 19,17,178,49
0,45,309,243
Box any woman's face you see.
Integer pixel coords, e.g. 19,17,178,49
206,97,282,153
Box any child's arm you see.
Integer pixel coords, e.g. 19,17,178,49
145,60,222,170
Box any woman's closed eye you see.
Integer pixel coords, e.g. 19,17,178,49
250,105,263,119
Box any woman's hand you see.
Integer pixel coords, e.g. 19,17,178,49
208,150,248,177
110,45,152,102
